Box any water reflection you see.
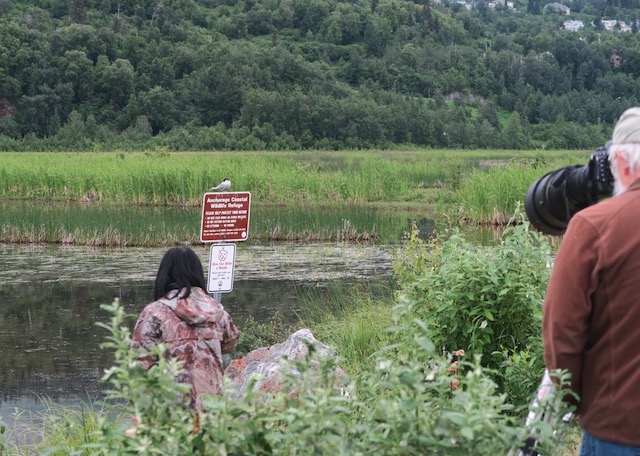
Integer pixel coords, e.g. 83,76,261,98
0,243,394,422
0,200,437,245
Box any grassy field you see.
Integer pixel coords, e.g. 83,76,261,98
0,149,593,245
0,149,590,205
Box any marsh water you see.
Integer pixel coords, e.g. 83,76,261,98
0,202,449,424
0,202,504,426
0,242,397,423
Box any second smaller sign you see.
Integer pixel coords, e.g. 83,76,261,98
207,243,236,293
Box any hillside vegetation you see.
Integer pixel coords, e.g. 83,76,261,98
1,0,640,150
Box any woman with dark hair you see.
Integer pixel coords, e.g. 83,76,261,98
132,247,240,410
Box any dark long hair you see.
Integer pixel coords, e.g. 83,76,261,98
154,247,207,300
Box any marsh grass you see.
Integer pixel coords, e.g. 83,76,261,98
455,165,546,225
0,201,201,246
0,150,589,207
297,282,398,375
0,200,418,246
1,397,124,455
0,151,449,205
454,151,592,225
0,149,595,244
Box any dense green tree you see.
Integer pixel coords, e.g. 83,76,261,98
0,0,638,149
527,0,542,14
500,112,530,149
95,56,135,111
59,50,94,103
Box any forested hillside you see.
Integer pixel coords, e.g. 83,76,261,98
1,0,640,150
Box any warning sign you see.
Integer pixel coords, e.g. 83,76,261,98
200,191,251,242
207,243,236,293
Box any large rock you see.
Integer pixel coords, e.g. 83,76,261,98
224,328,346,401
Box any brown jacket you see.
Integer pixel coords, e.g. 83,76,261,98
543,179,640,446
132,287,240,410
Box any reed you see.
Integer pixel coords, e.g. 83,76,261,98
0,150,588,206
0,151,447,205
0,150,596,244
453,151,592,225
0,200,417,246
298,283,398,375
1,397,124,455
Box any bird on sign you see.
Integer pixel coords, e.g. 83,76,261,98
210,178,231,192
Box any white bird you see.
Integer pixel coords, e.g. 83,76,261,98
210,178,231,192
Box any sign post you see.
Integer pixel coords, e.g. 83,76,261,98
200,191,251,301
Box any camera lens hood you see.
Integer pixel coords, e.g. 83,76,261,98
524,170,570,235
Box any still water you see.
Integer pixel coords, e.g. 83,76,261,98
0,242,396,423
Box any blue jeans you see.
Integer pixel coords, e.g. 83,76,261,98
580,430,640,456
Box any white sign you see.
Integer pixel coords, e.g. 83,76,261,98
207,243,236,293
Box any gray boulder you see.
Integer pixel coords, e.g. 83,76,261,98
224,328,346,401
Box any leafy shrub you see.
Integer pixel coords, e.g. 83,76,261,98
498,344,546,412
66,295,572,455
396,218,551,368
392,221,442,284
393,215,553,410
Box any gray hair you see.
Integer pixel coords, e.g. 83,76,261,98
608,142,640,174
608,142,640,195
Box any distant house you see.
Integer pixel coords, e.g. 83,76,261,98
544,2,570,14
563,20,584,31
602,19,631,32
487,0,515,8
596,20,632,32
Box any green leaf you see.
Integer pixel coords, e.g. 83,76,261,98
460,427,474,440
484,309,494,321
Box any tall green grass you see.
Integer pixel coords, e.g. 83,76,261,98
1,397,124,455
0,151,446,205
298,283,398,375
455,165,547,224
0,150,591,207
454,151,593,224
0,150,597,242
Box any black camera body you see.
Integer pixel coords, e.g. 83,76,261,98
524,146,614,235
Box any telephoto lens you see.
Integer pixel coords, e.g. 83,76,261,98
524,147,613,235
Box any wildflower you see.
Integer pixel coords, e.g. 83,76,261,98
124,417,140,437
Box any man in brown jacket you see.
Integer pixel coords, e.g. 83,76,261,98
544,107,640,453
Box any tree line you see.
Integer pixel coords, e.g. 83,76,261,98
1,0,639,151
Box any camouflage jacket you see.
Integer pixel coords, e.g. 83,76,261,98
132,286,240,410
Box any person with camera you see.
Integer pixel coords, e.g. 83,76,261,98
543,107,640,454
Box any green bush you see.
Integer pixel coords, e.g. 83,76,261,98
1,287,576,455
397,218,551,366
82,296,571,454
394,215,553,409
